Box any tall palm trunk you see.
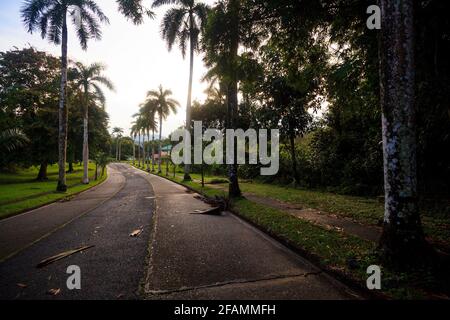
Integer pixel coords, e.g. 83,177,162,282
140,132,143,167
378,0,427,266
82,88,89,184
133,135,136,165
146,129,150,171
119,138,121,161
152,129,155,172
116,137,119,160
137,133,141,167
227,0,241,198
289,125,299,185
158,114,163,173
183,13,195,181
144,131,147,169
57,11,69,192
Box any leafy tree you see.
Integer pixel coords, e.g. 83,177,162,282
252,32,326,185
0,47,60,178
152,0,209,180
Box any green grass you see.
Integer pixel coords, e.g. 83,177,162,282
239,183,383,224
238,183,450,245
0,163,107,219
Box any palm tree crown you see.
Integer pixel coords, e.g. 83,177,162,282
139,98,159,132
146,85,179,121
21,0,109,50
73,62,115,105
152,0,209,57
145,85,179,172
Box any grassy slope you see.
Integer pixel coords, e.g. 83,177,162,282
0,163,107,219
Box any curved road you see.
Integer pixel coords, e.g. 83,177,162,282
0,163,360,300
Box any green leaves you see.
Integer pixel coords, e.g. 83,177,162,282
116,0,155,25
21,0,110,50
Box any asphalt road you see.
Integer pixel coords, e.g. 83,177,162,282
0,163,154,299
0,163,360,300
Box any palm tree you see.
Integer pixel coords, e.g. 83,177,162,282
135,115,147,167
21,0,110,191
112,127,124,161
73,62,115,184
130,124,138,165
202,0,241,197
21,0,156,191
139,99,158,172
146,85,180,173
152,0,209,180
0,129,29,153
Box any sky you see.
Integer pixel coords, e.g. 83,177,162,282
0,0,216,138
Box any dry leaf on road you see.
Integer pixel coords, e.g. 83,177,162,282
130,229,143,237
46,288,61,296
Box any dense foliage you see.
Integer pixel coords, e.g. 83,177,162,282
190,0,450,198
0,47,110,178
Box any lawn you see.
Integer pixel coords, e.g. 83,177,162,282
0,163,107,219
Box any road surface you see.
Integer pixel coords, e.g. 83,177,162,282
0,163,360,300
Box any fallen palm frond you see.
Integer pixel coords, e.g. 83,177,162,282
36,245,94,268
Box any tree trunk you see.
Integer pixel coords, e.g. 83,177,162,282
94,162,98,181
158,114,162,173
183,13,195,181
289,129,299,185
37,161,48,181
146,129,150,172
118,139,121,161
138,133,141,167
152,129,155,172
166,150,169,176
133,135,136,165
68,161,74,173
82,89,89,184
57,11,69,192
227,0,241,198
378,0,427,267
116,138,119,161
201,162,205,188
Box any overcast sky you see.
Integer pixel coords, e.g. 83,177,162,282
0,0,216,137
